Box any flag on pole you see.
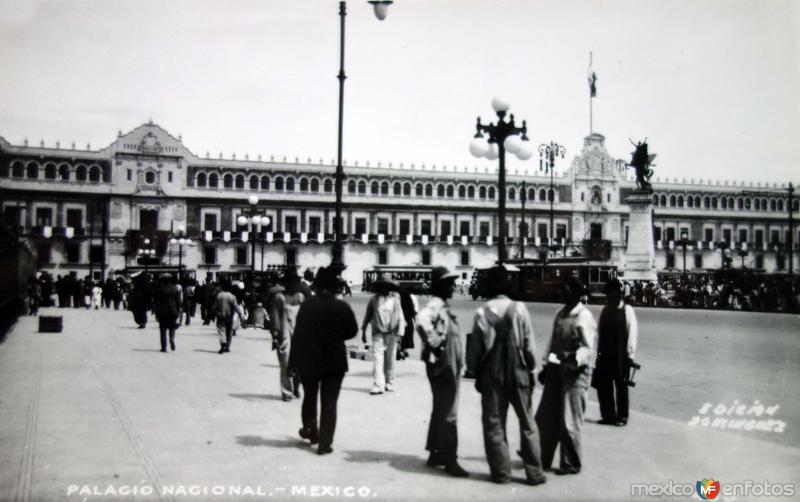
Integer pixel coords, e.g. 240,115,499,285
588,52,597,98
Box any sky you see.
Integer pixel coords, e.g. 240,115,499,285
1,0,799,184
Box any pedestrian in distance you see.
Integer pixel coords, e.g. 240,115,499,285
591,278,638,426
214,279,245,354
416,266,469,477
153,274,181,352
535,276,597,475
469,265,547,486
288,267,358,455
361,278,405,394
271,267,306,401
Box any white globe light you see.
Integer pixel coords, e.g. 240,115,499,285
179,238,187,245
485,143,499,160
248,194,259,205
369,0,392,20
143,238,150,245
516,146,533,161
469,139,489,158
170,238,178,245
237,215,249,226
177,225,185,233
260,216,271,226
491,97,510,113
504,136,522,154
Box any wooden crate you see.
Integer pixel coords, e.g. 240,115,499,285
38,316,63,333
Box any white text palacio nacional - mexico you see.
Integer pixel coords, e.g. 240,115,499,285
1,121,797,284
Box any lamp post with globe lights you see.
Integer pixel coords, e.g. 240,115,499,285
137,237,155,275
539,142,566,257
331,0,393,278
469,98,532,265
236,195,271,282
169,225,189,277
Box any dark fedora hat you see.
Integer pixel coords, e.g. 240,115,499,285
282,266,301,283
430,266,459,285
314,267,345,290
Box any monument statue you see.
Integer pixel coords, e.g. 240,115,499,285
627,139,656,192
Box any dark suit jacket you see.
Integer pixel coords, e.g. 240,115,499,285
289,292,358,376
153,283,181,322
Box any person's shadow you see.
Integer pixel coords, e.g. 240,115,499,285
342,450,471,478
131,348,163,353
235,435,308,451
193,349,220,354
229,393,285,401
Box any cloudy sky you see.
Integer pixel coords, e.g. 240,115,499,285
1,0,798,184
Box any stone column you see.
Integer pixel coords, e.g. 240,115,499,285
623,191,657,281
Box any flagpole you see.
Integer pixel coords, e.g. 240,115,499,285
589,51,593,134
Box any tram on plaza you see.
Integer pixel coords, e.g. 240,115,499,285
469,257,618,303
362,265,432,294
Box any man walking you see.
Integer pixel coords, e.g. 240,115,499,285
416,266,468,477
592,278,638,426
289,267,358,455
361,279,405,394
153,274,181,352
215,279,245,354
469,266,546,486
271,267,306,401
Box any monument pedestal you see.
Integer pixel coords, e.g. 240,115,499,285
623,191,657,282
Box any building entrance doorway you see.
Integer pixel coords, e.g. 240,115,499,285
140,209,158,237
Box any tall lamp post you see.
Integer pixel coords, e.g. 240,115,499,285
539,142,566,257
469,98,531,265
236,195,271,283
137,237,155,275
331,0,393,277
169,225,188,278
679,230,690,277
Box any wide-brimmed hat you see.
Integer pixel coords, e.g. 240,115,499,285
430,266,459,286
282,266,301,283
314,267,345,290
605,278,623,294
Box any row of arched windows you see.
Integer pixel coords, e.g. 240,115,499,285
652,193,796,212
193,171,557,203
1,160,109,183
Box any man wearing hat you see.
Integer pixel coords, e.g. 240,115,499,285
469,265,546,485
153,274,181,352
415,266,468,477
271,266,307,401
289,267,358,455
592,278,638,426
361,277,405,394
536,275,597,475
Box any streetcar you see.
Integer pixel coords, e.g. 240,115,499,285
362,265,432,294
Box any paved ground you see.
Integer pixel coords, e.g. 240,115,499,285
1,296,798,501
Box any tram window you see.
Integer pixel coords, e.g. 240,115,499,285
590,269,600,283
599,269,610,283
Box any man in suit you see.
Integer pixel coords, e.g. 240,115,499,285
214,279,245,354
469,266,546,486
289,267,358,455
416,266,468,477
271,267,306,401
153,274,181,352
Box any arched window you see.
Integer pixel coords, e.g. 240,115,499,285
777,199,784,211
547,188,554,202
539,189,547,201
300,177,309,192
223,174,233,189
371,181,379,195
669,195,676,206
26,162,39,179
44,164,56,179
737,198,744,210
687,196,694,208
677,195,684,207
358,180,366,194
416,183,423,196
381,181,389,195
721,197,728,209
209,173,219,188
770,199,777,211
11,162,24,178
260,176,270,190
479,186,487,199
197,173,207,187
711,197,718,209
310,178,319,192
437,185,445,197
425,184,433,197
653,195,659,206
743,198,750,210
145,171,156,184
468,186,476,198
458,186,466,198
509,188,516,201
275,176,284,191
394,182,401,196
753,199,760,211
286,177,295,191
761,198,767,211
235,175,245,189
250,176,259,190
727,197,733,208
446,185,454,198
489,187,496,199
403,183,411,196
324,179,333,192
528,188,535,201
75,165,87,181
89,166,101,183
347,179,356,193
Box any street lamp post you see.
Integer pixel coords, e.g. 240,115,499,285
469,98,531,265
539,142,566,257
137,237,155,275
679,231,689,277
169,225,188,278
331,0,393,277
237,195,271,283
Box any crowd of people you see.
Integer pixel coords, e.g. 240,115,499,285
25,271,135,315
